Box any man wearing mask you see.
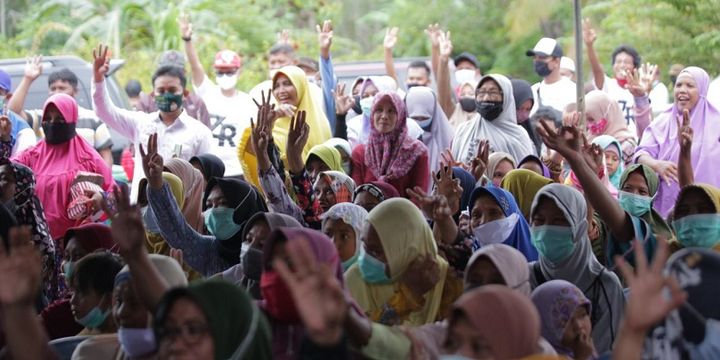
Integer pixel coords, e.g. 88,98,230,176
454,52,482,86
0,69,36,157
91,45,212,201
526,37,576,115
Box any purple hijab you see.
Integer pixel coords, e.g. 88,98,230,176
634,66,720,216
531,279,591,358
518,154,552,179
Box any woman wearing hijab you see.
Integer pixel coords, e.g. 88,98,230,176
452,167,476,216
484,152,516,186
617,164,673,242
584,90,637,160
11,93,113,240
451,74,535,167
464,243,531,294
448,81,480,128
154,280,272,360
237,65,332,191
351,92,430,199
320,202,369,272
501,168,554,221
189,153,225,184
529,184,624,353
670,183,720,250
163,158,205,233
352,181,400,212
518,154,553,179
635,66,720,217
591,135,624,188
467,186,538,260
512,78,543,151
406,86,454,179
305,143,344,180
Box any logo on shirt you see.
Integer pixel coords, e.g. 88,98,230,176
209,114,236,147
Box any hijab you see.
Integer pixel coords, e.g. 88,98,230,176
518,154,552,179
320,203,369,271
634,66,720,217
164,158,205,233
451,74,536,166
315,171,356,204
307,144,343,173
353,181,400,202
365,92,427,181
501,169,553,220
484,152,516,183
64,223,116,253
190,154,225,180
345,198,449,325
585,90,635,143
406,86,453,176
465,243,532,295
451,285,541,359
531,279,591,357
11,93,113,239
448,81,480,128
347,76,399,147
592,135,624,188
512,79,541,150
469,186,538,260
618,164,673,241
116,254,188,290
452,167,476,215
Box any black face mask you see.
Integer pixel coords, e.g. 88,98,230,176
406,83,423,90
533,60,552,77
459,97,477,113
352,95,362,115
241,246,263,281
476,101,503,121
42,122,76,144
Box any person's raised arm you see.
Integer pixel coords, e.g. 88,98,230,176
7,56,42,122
425,24,442,79
677,109,694,188
407,186,458,245
317,19,338,130
383,27,400,84
332,83,354,139
626,66,653,138
178,14,206,88
436,30,455,118
583,18,605,90
286,109,310,175
538,120,635,242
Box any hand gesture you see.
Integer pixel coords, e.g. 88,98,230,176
677,108,693,155
177,13,193,40
274,236,348,346
440,149,463,168
287,110,309,154
0,226,42,306
582,18,597,46
104,184,148,260
384,27,399,50
277,29,291,45
639,63,659,94
470,140,489,181
537,120,583,159
615,239,686,334
92,44,110,83
654,160,679,185
24,55,43,81
333,83,355,116
433,166,463,214
425,23,442,48
581,142,605,176
407,187,453,222
0,116,11,142
139,133,164,189
316,20,333,58
625,69,647,98
562,110,580,127
438,30,453,60
400,254,440,298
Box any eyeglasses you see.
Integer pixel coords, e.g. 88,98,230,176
476,90,502,98
157,322,210,345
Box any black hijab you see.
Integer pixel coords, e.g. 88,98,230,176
191,154,226,180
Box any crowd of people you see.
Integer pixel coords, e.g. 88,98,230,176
0,14,718,360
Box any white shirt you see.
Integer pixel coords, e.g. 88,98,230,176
648,82,670,115
195,75,255,176
93,80,213,200
531,77,577,114
707,76,720,109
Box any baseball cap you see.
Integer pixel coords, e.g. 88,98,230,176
454,52,479,69
526,38,563,58
157,50,186,68
560,57,576,73
214,50,241,70
0,70,11,93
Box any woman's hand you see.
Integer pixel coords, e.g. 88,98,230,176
652,160,679,185
537,120,583,161
437,29,453,61
433,166,463,214
677,108,693,156
333,83,355,116
407,187,453,222
103,185,148,261
92,44,110,83
317,20,333,59
139,133,164,189
400,254,440,298
470,140,489,182
286,110,309,174
0,226,41,307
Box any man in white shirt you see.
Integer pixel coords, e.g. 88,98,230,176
526,38,577,115
91,45,212,200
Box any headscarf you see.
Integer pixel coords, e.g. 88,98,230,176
484,151,516,182
11,93,113,239
518,154,552,179
469,186,538,260
501,169,553,220
452,167,476,214
618,164,673,241
592,135,624,188
451,285,540,359
634,66,720,217
190,154,226,180
115,254,188,290
347,76,400,147
364,92,427,181
406,86,453,176
238,65,332,191
320,203,369,270
676,184,720,215
451,74,536,166
164,158,205,233
315,171,356,204
323,138,351,158
531,279,591,357
353,181,400,202
345,198,449,325
465,243,531,295
512,79,542,151
585,90,635,144
155,280,272,360
306,144,343,173
241,212,303,245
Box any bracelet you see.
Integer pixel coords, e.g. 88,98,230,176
182,36,192,42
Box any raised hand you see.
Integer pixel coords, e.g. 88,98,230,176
177,13,193,40
562,110,580,127
287,110,309,154
425,23,442,48
654,160,679,185
433,166,462,213
438,30,453,60
139,133,164,189
407,187,453,222
625,69,647,98
274,236,348,346
400,254,440,298
252,90,279,126
277,29,291,45
105,184,148,260
677,108,693,155
384,27,399,50
581,142,605,176
333,83,355,116
0,116,11,142
23,55,43,81
92,44,110,83
440,149,462,168
537,120,583,159
470,140,489,181
639,63,659,94
317,20,333,59
582,18,597,46
0,226,41,306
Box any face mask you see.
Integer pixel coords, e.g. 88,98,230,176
472,213,520,247
154,92,184,113
687,318,720,360
342,161,352,175
342,251,361,272
672,214,720,249
217,74,238,90
534,60,552,77
260,271,300,323
351,95,362,115
63,260,74,281
413,117,432,129
141,206,161,234
459,97,476,113
616,77,628,88
203,207,242,241
454,69,477,85
42,122,76,144
619,191,653,217
531,225,576,264
241,246,263,281
587,118,608,135
77,303,110,329
118,327,157,358
406,83,422,89
358,251,391,284
477,101,503,121
359,96,374,115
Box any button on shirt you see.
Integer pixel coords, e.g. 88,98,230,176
93,80,212,200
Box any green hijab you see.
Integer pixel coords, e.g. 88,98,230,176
307,144,344,173
619,164,674,241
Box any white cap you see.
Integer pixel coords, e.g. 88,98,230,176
560,57,576,73
526,38,563,58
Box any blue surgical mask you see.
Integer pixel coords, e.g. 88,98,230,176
531,225,575,264
360,96,375,115
687,318,720,360
619,191,653,217
358,251,391,284
118,327,157,358
77,303,110,329
203,207,243,241
413,117,432,129
672,214,720,249
342,251,361,272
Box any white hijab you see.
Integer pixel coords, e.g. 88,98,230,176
406,86,454,178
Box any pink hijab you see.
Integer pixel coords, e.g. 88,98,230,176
164,158,205,233
585,90,635,143
365,92,426,181
12,93,113,239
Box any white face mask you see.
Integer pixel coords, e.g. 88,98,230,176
217,74,238,90
360,96,375,115
454,69,477,85
472,213,520,247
